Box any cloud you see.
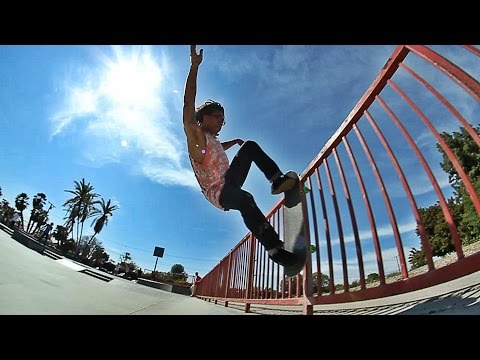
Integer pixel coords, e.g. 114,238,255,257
321,219,418,247
49,46,192,188
141,162,198,189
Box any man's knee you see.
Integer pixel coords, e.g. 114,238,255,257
240,140,259,155
220,187,256,211
238,191,256,210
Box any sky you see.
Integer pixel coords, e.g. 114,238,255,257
0,45,478,283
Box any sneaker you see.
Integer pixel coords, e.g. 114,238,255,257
271,172,297,195
268,247,297,267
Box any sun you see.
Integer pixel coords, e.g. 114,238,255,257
100,46,163,110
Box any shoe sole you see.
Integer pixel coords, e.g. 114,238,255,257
271,177,297,195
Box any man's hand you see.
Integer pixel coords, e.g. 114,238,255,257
222,138,244,151
190,45,203,68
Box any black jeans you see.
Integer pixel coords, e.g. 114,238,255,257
219,140,282,250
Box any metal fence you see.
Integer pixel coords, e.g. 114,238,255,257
195,45,480,314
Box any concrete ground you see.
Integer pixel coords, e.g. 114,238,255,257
0,229,245,315
1,228,479,315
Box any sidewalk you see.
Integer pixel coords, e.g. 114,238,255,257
236,270,480,315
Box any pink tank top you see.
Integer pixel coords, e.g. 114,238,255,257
190,132,230,210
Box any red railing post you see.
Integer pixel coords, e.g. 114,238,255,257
245,233,256,313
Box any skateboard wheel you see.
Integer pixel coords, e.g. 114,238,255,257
308,245,316,253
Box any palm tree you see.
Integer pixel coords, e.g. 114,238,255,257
63,178,99,249
88,198,119,245
14,193,29,230
0,200,13,223
30,209,48,236
64,203,80,238
27,193,47,233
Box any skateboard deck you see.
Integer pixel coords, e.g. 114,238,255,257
282,171,308,277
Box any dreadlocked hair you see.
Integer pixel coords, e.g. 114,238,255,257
195,99,224,123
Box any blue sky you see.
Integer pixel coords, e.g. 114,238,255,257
0,45,477,282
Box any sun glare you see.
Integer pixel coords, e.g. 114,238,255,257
101,48,162,109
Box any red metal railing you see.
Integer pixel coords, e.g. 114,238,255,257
195,45,480,314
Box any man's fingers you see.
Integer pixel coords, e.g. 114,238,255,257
190,45,196,55
199,48,203,57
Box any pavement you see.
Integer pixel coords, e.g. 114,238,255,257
1,227,479,315
0,228,245,315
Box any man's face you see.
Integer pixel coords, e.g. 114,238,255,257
202,111,225,134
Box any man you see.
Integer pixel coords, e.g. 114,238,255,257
183,45,297,267
190,272,202,297
39,222,54,244
10,211,21,229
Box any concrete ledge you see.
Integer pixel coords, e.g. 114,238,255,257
10,229,67,259
12,229,46,253
137,278,191,296
0,222,14,235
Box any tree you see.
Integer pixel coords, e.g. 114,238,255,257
170,264,188,282
27,192,47,233
456,178,480,245
0,200,14,223
438,124,480,245
409,247,427,270
58,238,76,254
78,235,103,261
30,209,49,236
88,198,119,245
52,225,68,247
417,200,456,257
438,124,480,243
411,124,480,267
14,193,29,230
63,178,100,251
91,247,109,267
171,264,185,274
437,125,480,190
366,273,380,283
312,272,330,294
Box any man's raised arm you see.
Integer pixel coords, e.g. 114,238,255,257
183,45,203,130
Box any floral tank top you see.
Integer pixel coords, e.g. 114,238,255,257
190,132,230,210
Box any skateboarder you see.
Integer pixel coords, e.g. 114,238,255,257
183,45,298,267
39,222,54,244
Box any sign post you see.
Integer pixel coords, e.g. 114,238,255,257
153,246,165,273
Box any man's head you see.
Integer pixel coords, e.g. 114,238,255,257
195,100,226,136
195,272,198,276
195,100,224,124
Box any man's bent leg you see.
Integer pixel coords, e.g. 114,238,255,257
226,140,282,188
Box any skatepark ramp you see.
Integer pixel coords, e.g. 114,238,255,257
194,45,480,315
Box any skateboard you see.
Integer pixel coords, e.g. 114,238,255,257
282,171,314,277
